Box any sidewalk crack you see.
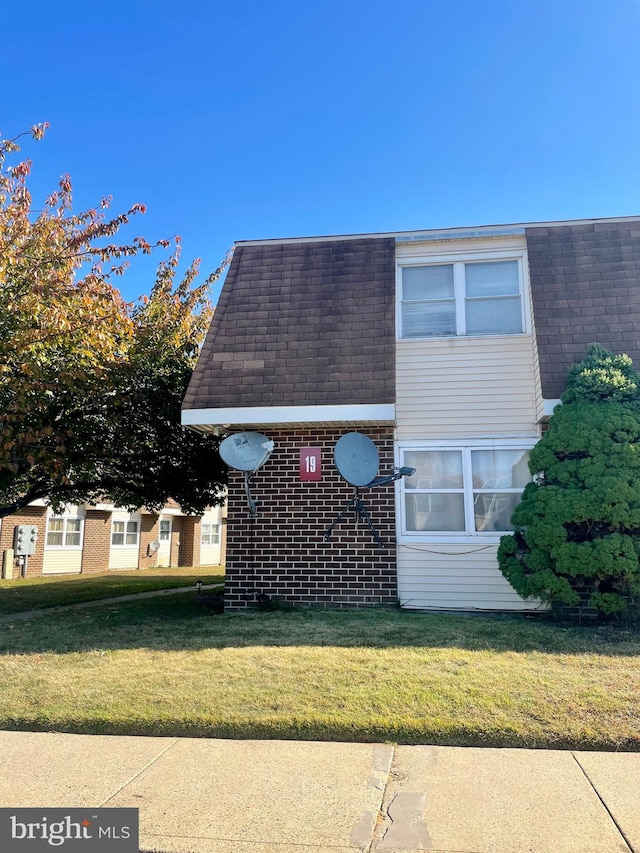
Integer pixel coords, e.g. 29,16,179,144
572,752,635,853
99,738,180,807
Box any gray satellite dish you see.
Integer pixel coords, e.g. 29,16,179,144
326,432,415,547
219,431,275,518
334,432,379,487
219,432,274,473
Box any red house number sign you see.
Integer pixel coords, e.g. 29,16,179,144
300,447,322,481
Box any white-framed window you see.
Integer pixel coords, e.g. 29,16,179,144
201,523,220,546
159,519,171,542
398,251,528,339
111,519,139,547
46,516,83,548
398,440,535,540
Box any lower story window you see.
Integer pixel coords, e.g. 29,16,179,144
112,519,139,547
46,516,83,548
159,519,171,542
401,445,532,535
201,523,220,546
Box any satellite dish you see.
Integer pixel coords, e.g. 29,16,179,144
326,432,415,547
219,431,275,518
219,432,274,473
147,540,160,556
334,432,379,487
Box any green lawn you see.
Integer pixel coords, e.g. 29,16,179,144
0,595,638,750
0,567,224,615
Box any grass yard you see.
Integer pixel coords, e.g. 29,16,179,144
0,594,638,750
0,567,224,615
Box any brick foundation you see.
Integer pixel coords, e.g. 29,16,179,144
224,426,397,609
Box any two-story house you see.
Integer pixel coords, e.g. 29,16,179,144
182,216,640,611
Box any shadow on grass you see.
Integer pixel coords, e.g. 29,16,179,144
0,571,224,616
0,591,638,657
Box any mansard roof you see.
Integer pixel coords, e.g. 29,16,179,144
182,237,396,413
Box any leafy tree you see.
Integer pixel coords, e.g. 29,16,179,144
498,345,640,618
0,124,227,518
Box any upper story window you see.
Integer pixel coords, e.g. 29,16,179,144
398,251,527,339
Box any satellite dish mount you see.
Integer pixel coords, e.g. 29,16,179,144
219,431,275,518
324,433,415,548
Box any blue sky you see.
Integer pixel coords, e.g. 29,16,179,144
3,0,640,303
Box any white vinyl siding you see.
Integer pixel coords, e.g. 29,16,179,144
200,508,223,565
43,507,84,574
395,237,543,612
109,513,140,570
42,550,83,575
397,545,545,612
157,517,172,567
396,334,541,439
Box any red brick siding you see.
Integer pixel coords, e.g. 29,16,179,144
224,427,397,609
81,511,112,573
180,517,199,567
138,515,157,569
0,507,47,577
170,517,183,566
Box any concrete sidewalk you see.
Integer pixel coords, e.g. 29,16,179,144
0,731,637,853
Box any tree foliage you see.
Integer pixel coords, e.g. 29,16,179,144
498,344,640,618
0,124,227,518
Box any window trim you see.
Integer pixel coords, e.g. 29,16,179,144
158,518,172,543
395,438,537,544
396,247,531,341
201,523,221,547
111,517,140,548
45,515,84,550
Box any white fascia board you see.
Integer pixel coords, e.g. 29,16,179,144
181,404,395,428
543,398,562,418
235,215,640,248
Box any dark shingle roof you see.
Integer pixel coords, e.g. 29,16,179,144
527,220,640,399
183,237,396,411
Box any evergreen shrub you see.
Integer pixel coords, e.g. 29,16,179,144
498,345,640,619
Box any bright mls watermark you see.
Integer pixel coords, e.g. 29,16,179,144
0,808,138,851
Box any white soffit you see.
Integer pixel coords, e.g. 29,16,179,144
543,398,562,418
182,404,396,430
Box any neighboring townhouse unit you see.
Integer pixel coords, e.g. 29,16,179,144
181,216,640,612
0,501,225,578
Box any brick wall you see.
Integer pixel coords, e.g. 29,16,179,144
224,426,397,609
527,221,640,399
139,514,158,569
170,516,183,566
81,510,112,573
180,517,199,567
0,507,47,577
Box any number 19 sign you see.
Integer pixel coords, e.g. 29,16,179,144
299,448,322,481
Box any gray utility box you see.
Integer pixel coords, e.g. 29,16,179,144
14,525,38,556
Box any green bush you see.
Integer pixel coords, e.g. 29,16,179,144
498,345,640,618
